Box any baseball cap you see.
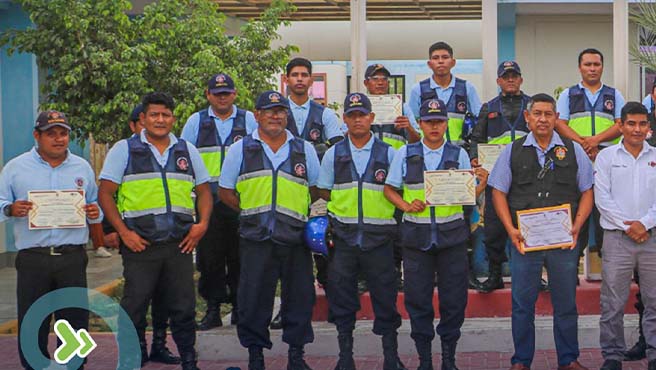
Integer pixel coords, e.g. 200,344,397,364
419,99,448,121
255,90,289,110
364,64,391,79
497,61,521,77
207,73,236,94
343,93,372,115
129,104,143,123
35,110,71,131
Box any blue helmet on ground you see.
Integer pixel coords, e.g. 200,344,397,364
305,216,329,256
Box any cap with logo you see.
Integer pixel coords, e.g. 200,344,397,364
497,61,521,77
208,73,236,94
364,64,391,79
255,90,289,110
419,99,449,121
129,104,143,123
35,110,71,131
343,93,372,115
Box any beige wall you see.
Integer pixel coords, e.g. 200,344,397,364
515,14,641,101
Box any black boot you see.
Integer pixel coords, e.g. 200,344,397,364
440,341,459,370
468,271,482,290
249,346,265,370
287,345,312,370
334,334,355,370
415,338,433,370
140,340,149,366
150,327,181,364
624,332,646,361
270,310,283,330
197,301,222,331
180,351,200,370
477,262,504,293
382,332,408,370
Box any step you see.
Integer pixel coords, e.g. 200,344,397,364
197,315,640,361
311,279,639,321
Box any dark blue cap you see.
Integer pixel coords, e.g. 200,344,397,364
343,93,372,115
497,60,521,77
364,64,391,79
35,110,70,131
419,99,448,121
207,73,236,94
255,90,289,110
129,104,143,123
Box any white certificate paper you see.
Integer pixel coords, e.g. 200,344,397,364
424,170,476,206
517,204,573,252
28,190,86,230
478,144,507,172
369,94,403,124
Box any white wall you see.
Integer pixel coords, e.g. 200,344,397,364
515,14,641,101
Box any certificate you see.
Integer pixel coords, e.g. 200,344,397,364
28,190,86,230
369,94,403,124
516,204,573,253
478,144,507,172
424,170,476,206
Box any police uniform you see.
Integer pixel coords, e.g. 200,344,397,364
318,93,405,370
407,75,482,147
219,91,320,369
488,130,593,369
0,111,102,370
181,73,257,329
470,61,531,293
100,129,210,369
556,83,625,254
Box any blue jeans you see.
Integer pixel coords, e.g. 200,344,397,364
510,245,580,367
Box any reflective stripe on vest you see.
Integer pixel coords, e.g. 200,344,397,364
236,136,310,223
402,141,463,224
488,130,529,144
196,108,247,182
568,85,619,145
327,137,396,226
419,77,468,144
372,124,407,150
286,100,326,143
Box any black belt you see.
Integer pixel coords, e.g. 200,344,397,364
21,244,85,256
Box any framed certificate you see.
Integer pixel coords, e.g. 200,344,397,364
28,190,86,230
424,170,476,206
516,204,573,253
369,94,403,124
478,144,507,172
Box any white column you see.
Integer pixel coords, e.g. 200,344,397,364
350,0,366,93
481,0,498,101
613,0,629,97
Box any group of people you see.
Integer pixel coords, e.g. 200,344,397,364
1,40,655,370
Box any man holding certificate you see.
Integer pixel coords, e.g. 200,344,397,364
384,98,471,370
0,110,102,369
318,92,405,370
469,61,531,293
595,102,656,370
99,92,212,370
488,93,594,370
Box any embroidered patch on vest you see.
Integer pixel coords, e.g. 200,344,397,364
176,157,189,171
488,112,498,119
456,101,466,113
233,135,243,143
74,177,85,188
604,99,614,111
374,169,387,183
294,163,306,177
309,128,321,141
554,146,567,161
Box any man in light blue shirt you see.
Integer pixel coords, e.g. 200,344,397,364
642,82,656,114
180,73,256,331
99,92,212,370
0,110,101,369
283,57,343,146
218,90,320,370
407,42,482,147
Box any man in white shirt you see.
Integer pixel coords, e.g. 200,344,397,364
595,101,656,370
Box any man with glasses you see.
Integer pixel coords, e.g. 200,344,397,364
181,73,257,331
488,94,594,370
219,91,320,370
470,61,532,293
